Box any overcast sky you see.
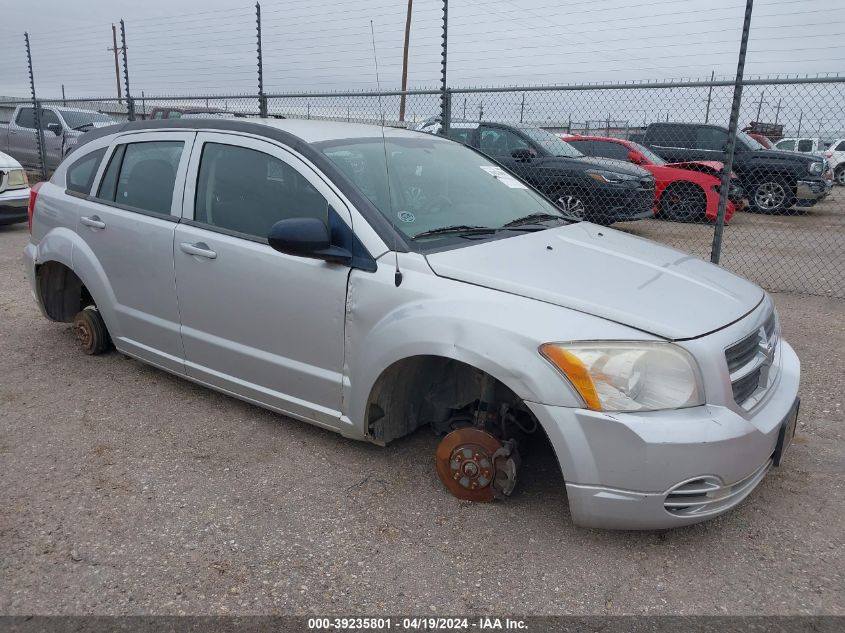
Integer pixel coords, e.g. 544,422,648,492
1,0,843,133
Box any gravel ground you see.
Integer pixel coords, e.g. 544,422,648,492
0,219,843,616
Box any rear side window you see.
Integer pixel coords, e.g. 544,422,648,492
193,142,328,239
836,141,845,152
97,141,183,215
15,107,35,128
66,148,107,195
588,140,630,160
776,139,796,151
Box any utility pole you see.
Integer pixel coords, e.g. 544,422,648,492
797,110,803,135
704,69,714,123
398,0,413,122
108,24,123,104
478,101,483,123
520,93,525,123
61,84,66,106
774,98,782,125
462,97,466,119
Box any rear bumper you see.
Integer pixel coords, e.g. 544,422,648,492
0,187,29,225
587,186,655,223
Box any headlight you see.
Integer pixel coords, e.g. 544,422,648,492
539,342,704,412
6,169,28,189
586,169,636,184
809,161,823,175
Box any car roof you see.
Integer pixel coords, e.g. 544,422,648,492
567,135,631,143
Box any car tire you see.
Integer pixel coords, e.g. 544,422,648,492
835,165,845,187
73,306,111,355
658,182,708,222
749,179,795,214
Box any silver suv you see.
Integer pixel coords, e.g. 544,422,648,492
23,119,801,529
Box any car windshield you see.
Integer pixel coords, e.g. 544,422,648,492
520,127,583,158
628,140,666,165
319,136,569,247
59,110,114,129
736,130,766,151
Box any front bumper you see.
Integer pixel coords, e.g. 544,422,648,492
526,338,800,530
0,187,29,225
795,178,830,204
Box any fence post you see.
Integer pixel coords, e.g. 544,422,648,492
24,33,47,180
710,0,753,265
256,2,267,118
439,0,449,136
119,19,135,121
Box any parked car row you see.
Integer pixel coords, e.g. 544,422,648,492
24,118,801,530
0,105,116,170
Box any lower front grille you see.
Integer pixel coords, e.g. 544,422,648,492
664,459,772,517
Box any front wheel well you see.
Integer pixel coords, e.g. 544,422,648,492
365,355,526,445
36,261,94,322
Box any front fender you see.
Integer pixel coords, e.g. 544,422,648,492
344,255,648,434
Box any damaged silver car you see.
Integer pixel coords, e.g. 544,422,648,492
23,119,800,529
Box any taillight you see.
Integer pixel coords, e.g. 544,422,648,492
28,181,43,233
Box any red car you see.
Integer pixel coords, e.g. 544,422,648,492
563,135,742,223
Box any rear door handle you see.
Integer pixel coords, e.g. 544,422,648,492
179,242,217,259
80,215,106,229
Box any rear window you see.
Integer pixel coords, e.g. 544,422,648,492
97,141,183,215
66,148,107,195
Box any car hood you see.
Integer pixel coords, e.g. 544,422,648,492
0,150,24,169
753,148,820,164
572,155,650,177
425,223,764,340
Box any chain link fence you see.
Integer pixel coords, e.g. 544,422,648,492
4,77,843,297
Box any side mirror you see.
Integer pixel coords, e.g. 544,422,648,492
511,147,534,161
47,122,62,136
267,217,352,265
627,150,645,165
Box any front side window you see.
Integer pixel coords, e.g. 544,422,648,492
97,141,183,214
40,110,60,131
193,143,328,239
167,111,182,119
835,141,845,152
479,128,530,157
696,127,728,151
66,148,107,195
796,139,814,153
320,136,569,248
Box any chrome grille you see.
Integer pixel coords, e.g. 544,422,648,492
726,309,779,408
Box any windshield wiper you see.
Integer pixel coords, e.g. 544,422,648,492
72,123,95,131
411,225,497,240
501,212,567,228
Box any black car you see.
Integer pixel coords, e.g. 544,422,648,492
641,122,830,213
420,120,655,224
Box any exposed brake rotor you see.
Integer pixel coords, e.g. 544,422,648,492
435,427,518,502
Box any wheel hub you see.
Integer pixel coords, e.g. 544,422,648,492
435,428,512,502
76,321,93,350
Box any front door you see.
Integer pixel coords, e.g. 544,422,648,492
77,131,195,373
173,132,351,428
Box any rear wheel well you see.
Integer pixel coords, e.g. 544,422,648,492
36,261,94,322
365,355,524,445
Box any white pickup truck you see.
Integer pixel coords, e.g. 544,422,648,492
0,105,115,170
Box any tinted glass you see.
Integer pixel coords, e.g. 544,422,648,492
479,127,530,157
696,127,728,151
41,110,60,130
98,141,183,214
167,111,182,119
588,140,630,160
797,139,814,152
836,141,845,152
648,125,693,148
15,107,35,128
67,148,107,195
320,136,569,248
194,143,328,239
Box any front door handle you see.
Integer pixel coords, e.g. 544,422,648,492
80,215,106,229
179,242,217,259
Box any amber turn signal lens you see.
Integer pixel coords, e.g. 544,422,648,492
539,344,602,411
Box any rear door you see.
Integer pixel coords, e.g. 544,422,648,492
646,124,697,162
77,131,195,373
173,132,351,428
